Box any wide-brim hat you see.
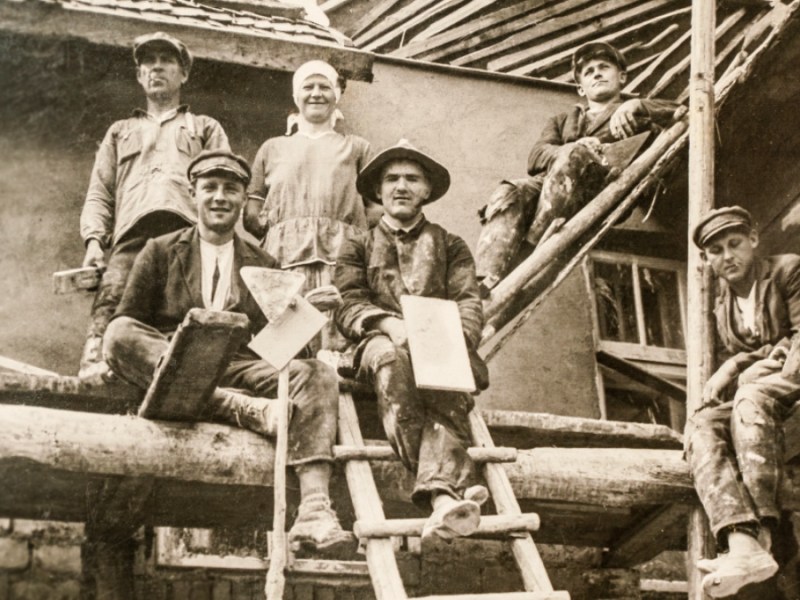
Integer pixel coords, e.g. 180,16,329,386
692,206,753,248
572,41,626,80
357,139,450,204
133,32,193,72
188,150,251,185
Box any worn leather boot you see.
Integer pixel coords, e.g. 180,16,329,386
209,388,284,437
288,493,354,555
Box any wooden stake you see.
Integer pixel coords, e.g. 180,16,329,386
686,0,717,595
265,367,290,599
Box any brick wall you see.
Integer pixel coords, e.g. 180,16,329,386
0,518,660,599
0,519,82,600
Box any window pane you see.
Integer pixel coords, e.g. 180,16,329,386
639,267,685,349
594,261,638,343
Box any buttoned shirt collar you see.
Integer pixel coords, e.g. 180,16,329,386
380,214,426,236
132,104,189,124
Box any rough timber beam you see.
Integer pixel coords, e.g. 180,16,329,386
0,372,683,449
3,404,800,531
603,503,690,568
0,0,373,81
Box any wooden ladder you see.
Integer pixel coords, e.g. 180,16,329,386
336,389,571,600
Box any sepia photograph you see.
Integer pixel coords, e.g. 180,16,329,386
1,0,799,597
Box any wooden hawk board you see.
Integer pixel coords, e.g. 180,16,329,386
138,309,250,420
401,295,476,393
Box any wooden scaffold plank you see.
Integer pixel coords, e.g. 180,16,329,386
410,0,502,43
391,0,578,62
513,8,690,78
361,0,463,52
353,0,442,47
649,7,746,98
481,0,684,72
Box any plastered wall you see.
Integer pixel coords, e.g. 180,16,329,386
0,35,600,416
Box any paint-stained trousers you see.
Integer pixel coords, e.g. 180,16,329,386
104,316,339,466
475,176,543,291
685,356,800,540
357,334,477,508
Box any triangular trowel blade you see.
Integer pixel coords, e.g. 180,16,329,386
240,267,306,322
603,131,650,171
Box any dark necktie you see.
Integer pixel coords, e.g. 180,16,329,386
211,259,220,304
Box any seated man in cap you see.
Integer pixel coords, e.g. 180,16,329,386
79,31,230,378
334,140,490,543
97,151,352,593
686,206,800,597
475,41,682,295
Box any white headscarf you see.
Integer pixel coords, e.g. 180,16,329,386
292,60,342,107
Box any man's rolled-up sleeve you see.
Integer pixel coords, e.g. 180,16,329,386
80,125,119,248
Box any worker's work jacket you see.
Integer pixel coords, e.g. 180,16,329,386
527,98,679,176
113,226,276,338
714,254,800,378
81,106,229,248
335,217,489,389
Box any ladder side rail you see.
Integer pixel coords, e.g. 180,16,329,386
338,391,409,600
469,410,554,593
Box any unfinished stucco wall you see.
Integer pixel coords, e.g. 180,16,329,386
0,35,596,415
343,58,578,247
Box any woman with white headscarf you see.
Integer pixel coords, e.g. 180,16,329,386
244,60,378,349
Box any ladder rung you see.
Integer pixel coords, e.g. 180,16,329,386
354,513,540,539
334,444,517,463
414,592,570,599
287,558,370,579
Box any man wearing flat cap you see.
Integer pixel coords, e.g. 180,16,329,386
335,139,490,543
78,31,230,378
90,151,351,598
475,40,682,295
685,206,800,597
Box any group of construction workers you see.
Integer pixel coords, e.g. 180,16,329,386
75,30,798,599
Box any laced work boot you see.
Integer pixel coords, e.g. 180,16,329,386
288,493,354,555
209,388,285,437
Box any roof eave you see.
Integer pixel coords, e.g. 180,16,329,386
0,0,374,82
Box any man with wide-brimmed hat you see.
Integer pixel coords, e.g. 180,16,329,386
335,139,490,544
78,31,230,378
685,206,800,597
475,40,682,295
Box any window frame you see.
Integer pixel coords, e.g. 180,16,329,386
589,250,688,366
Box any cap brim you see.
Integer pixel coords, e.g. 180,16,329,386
134,40,185,64
357,147,450,204
191,166,249,185
696,221,751,247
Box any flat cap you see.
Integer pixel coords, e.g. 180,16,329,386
188,150,251,185
133,32,192,71
692,206,753,248
572,41,626,80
